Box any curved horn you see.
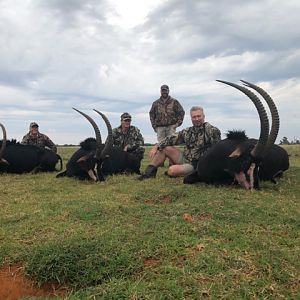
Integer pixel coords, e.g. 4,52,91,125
93,109,113,159
72,108,102,151
241,80,279,155
0,123,7,159
216,80,269,159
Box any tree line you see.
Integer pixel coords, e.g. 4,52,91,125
279,137,300,145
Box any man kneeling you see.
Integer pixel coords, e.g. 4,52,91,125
138,106,221,180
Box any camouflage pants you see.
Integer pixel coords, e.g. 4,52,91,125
156,125,176,142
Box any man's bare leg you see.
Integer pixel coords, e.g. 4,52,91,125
138,146,182,180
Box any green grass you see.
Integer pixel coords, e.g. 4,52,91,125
0,145,299,299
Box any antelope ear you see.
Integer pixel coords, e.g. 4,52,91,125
229,147,242,157
0,158,9,165
76,155,90,162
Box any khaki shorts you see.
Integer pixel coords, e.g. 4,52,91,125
177,151,195,175
156,125,176,142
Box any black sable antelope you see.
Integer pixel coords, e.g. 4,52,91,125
56,109,141,181
0,123,62,174
183,80,289,189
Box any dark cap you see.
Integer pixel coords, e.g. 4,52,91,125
30,122,39,128
121,112,132,120
160,84,169,92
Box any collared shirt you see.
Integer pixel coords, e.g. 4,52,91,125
21,132,57,153
112,125,145,160
157,122,221,162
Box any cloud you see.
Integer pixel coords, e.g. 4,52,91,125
0,0,299,144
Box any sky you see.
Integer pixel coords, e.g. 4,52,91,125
0,0,299,145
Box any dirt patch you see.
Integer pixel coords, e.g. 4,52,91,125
160,196,172,204
183,213,194,222
145,196,173,205
144,258,160,268
198,213,212,221
0,264,68,300
182,213,212,223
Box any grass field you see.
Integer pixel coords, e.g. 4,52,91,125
1,145,299,299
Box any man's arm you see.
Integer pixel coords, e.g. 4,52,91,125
210,127,221,145
125,128,144,151
174,100,185,127
112,128,120,147
200,125,221,156
45,135,57,153
149,129,186,159
149,102,157,132
134,128,144,147
157,129,186,150
21,134,29,144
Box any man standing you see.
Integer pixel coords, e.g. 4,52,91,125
138,106,221,180
149,84,185,142
21,122,57,153
112,112,145,162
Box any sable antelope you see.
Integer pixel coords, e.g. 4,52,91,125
0,123,62,174
183,80,289,189
56,109,141,181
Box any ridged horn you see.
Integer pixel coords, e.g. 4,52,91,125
72,108,102,151
241,80,279,155
93,109,113,159
216,80,269,159
0,123,7,159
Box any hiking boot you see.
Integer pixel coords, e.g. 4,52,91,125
137,165,157,181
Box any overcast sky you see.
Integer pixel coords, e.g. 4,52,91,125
0,0,299,144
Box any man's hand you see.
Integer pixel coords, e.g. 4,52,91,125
123,145,128,151
149,144,158,159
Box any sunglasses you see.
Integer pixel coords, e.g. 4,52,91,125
123,119,131,122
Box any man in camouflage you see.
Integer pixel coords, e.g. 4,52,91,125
112,112,145,162
138,106,221,180
21,122,57,153
149,84,185,142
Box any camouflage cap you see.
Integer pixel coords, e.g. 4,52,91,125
160,84,169,92
121,112,132,120
30,122,39,128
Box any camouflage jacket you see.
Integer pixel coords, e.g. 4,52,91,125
21,132,57,153
157,122,221,162
149,96,185,130
112,125,145,160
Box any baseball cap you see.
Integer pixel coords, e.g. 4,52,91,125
160,84,169,92
121,112,132,121
30,122,39,128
